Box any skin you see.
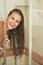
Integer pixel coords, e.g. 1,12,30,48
6,12,22,30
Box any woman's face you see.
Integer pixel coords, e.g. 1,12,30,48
6,12,21,30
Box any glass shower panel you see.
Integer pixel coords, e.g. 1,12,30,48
0,21,4,65
0,0,29,65
0,0,6,65
6,6,29,65
15,6,29,65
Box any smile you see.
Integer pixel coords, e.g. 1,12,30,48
9,22,14,27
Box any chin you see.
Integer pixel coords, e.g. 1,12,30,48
9,28,13,30
9,28,15,30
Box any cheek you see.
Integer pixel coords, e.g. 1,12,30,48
15,23,19,28
16,22,20,26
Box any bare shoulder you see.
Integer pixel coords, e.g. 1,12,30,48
0,21,4,47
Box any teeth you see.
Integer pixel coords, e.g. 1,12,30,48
10,23,14,27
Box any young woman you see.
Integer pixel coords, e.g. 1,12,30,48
6,8,25,57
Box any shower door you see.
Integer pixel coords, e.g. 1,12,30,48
0,0,6,65
0,0,29,65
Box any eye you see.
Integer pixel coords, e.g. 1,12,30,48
12,17,15,20
16,20,19,23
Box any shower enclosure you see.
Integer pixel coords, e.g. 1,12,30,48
1,0,43,65
0,0,29,65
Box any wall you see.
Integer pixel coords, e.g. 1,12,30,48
0,0,25,20
32,0,43,56
0,0,5,20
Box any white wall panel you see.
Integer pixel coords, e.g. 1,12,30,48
32,0,43,9
0,0,5,21
32,10,43,25
32,0,43,56
6,0,25,16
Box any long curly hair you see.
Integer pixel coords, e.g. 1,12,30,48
7,9,25,57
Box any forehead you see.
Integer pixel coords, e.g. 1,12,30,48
11,12,21,17
10,12,21,20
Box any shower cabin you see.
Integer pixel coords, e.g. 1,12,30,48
0,0,43,65
0,0,29,65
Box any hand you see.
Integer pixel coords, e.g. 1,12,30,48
5,35,10,49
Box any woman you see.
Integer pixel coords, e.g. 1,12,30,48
6,8,25,57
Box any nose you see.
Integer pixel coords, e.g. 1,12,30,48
13,20,16,26
12,20,15,24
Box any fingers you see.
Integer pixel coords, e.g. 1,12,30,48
5,35,10,49
5,35,10,43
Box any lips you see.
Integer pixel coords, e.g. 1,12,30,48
9,22,14,27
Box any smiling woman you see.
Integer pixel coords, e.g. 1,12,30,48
0,9,25,57
6,8,25,57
